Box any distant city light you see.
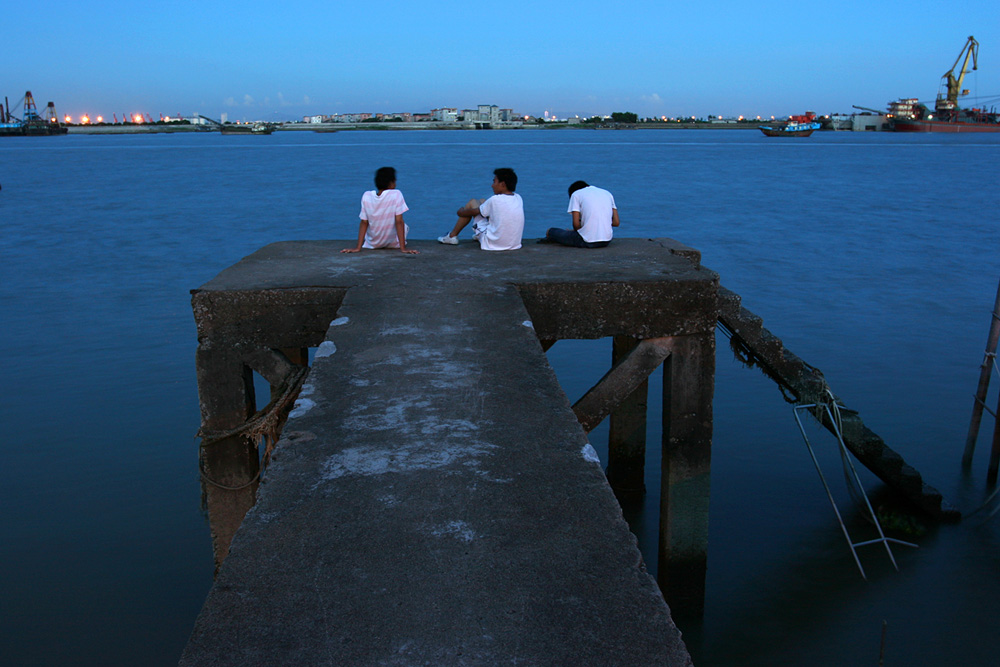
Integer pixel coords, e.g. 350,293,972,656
64,115,71,123
81,115,90,125
96,116,103,123
132,114,143,124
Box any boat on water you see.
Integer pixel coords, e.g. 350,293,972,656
220,122,275,135
891,104,1000,132
0,91,68,137
759,111,821,137
889,36,1000,133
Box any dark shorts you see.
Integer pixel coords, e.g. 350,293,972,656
545,228,610,248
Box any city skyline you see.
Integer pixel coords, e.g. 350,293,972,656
7,1,999,122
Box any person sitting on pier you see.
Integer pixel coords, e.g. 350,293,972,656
541,181,619,248
342,166,418,254
437,167,524,250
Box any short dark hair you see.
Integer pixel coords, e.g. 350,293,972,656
568,180,588,197
374,166,396,191
494,167,517,192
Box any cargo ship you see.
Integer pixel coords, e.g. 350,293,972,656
889,36,1000,133
219,122,275,135
0,91,68,136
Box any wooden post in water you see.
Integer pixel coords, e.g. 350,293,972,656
659,332,714,617
963,278,1000,468
989,393,1000,482
607,336,649,496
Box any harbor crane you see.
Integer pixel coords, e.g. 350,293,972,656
937,35,978,114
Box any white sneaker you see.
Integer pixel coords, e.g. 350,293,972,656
438,235,458,245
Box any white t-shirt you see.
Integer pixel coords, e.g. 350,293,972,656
359,189,409,248
475,193,524,251
568,186,616,243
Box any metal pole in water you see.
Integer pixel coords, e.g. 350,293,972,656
963,278,1000,467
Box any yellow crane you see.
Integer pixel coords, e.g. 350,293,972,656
936,35,978,115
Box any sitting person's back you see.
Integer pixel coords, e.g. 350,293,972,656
438,168,523,251
342,166,417,254
543,180,619,248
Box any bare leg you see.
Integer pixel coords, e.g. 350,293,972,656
446,198,484,238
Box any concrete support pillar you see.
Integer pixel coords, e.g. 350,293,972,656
196,346,261,570
607,336,648,496
658,332,714,617
280,347,309,367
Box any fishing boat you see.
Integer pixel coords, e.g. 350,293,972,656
759,111,821,137
889,36,1000,133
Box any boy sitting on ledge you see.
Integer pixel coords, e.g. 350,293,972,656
543,180,619,248
343,166,418,254
437,167,523,251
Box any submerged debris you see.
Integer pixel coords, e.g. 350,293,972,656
876,505,928,537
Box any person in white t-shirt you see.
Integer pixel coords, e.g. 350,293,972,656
342,166,418,254
542,180,620,248
437,168,524,251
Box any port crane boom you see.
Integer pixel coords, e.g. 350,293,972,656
937,35,978,114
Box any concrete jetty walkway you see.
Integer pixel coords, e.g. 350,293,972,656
183,238,715,665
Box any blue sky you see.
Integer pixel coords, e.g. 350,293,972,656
7,1,999,122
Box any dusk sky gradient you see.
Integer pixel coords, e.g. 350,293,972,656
8,1,999,121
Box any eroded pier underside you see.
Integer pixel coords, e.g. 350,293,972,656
184,239,715,666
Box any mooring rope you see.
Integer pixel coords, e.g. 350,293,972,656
196,365,310,490
824,389,875,523
198,461,261,492
716,321,802,403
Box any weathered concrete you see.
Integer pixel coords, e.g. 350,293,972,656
184,238,715,665
717,286,959,521
607,336,651,496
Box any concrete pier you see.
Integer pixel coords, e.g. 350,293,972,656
183,238,717,665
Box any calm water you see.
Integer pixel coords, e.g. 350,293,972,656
2,129,999,665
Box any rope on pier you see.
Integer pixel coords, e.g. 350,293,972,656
198,460,260,492
196,365,310,490
717,320,812,404
723,316,882,526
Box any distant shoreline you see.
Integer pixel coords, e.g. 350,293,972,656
66,121,771,135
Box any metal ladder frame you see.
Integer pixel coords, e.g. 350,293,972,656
793,400,917,579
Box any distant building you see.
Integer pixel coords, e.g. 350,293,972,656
478,104,500,124
852,114,888,131
169,115,212,125
432,107,458,122
302,105,522,127
328,113,373,123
